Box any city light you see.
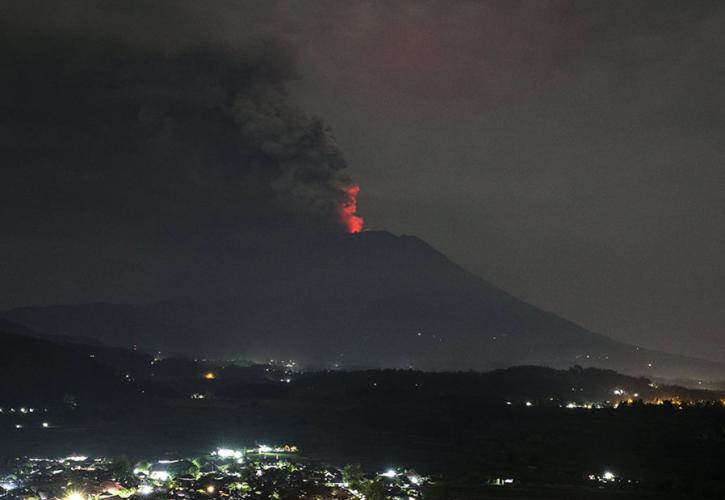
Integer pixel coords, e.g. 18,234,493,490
217,448,242,459
0,448,425,499
0,481,17,491
138,484,153,495
150,470,169,481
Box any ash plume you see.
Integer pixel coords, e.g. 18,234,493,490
0,1,364,305
0,10,361,241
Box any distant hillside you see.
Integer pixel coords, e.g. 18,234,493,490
290,366,723,407
0,317,721,415
4,303,176,352
0,324,159,408
5,231,725,381
0,317,156,378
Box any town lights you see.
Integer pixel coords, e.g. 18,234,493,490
217,448,242,459
0,448,426,499
0,481,17,491
150,471,169,481
138,485,153,495
603,471,616,481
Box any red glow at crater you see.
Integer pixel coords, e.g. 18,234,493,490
340,185,364,233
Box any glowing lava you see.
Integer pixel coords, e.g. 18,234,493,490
339,185,364,233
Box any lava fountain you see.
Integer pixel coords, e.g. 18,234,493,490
339,185,364,233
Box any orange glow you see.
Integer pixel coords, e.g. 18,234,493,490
339,185,364,233
203,372,216,380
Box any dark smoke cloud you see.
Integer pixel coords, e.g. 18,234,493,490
0,1,360,306
0,35,353,237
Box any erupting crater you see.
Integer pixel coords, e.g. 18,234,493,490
339,184,364,233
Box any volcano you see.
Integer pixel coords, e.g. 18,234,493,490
4,231,724,381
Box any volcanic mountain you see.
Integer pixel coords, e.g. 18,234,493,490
4,231,724,381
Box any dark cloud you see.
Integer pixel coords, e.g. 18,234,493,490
0,1,362,306
0,34,353,234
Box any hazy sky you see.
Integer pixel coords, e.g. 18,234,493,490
287,1,725,361
2,1,724,361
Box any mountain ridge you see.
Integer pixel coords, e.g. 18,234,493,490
4,231,724,381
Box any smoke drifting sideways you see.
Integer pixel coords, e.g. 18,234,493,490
0,31,362,243
0,13,364,306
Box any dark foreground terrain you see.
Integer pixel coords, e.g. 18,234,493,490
2,326,725,498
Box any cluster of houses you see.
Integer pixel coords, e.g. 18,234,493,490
0,446,426,499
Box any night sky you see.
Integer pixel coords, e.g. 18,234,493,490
2,1,724,361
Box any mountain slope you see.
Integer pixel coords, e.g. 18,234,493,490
0,326,146,407
4,303,175,352
5,231,724,380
